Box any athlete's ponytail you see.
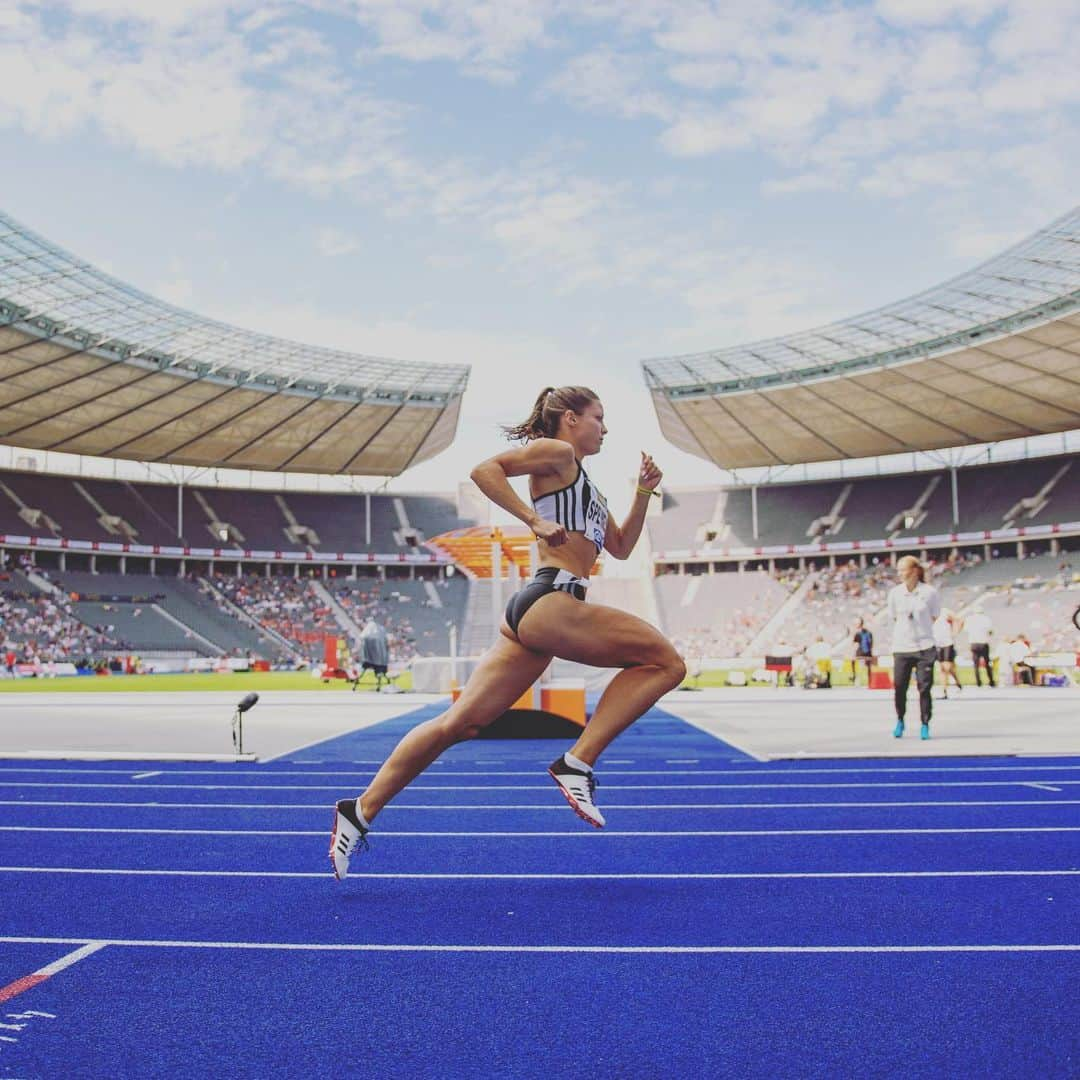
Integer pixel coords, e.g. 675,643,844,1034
502,386,599,442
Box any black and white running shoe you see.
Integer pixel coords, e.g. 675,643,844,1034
548,755,605,828
329,798,369,881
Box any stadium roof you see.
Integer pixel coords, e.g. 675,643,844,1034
0,212,470,475
644,206,1080,469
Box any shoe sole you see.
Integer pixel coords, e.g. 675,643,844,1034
548,768,604,829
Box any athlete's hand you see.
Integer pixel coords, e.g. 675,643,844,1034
639,451,662,492
532,518,569,547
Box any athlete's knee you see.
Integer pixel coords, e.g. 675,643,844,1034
436,705,495,744
663,652,687,689
638,644,685,688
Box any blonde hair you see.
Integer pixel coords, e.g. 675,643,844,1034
502,386,599,442
897,555,926,583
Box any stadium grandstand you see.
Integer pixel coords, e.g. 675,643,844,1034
640,205,1080,671
0,209,473,674
1,206,1079,681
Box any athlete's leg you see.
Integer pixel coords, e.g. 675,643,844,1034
517,594,686,766
358,633,552,822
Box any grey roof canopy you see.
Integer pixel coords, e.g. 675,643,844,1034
644,206,1080,469
0,212,470,475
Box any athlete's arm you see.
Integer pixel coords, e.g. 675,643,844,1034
605,451,662,560
470,438,575,545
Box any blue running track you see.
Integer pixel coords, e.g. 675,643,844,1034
0,701,1078,1078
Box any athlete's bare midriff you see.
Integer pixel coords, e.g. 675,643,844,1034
534,532,597,579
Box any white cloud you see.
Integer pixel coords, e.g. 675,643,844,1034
315,228,361,257
874,0,1005,26
859,149,986,198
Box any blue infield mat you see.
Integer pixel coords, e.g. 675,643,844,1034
1,701,1078,1078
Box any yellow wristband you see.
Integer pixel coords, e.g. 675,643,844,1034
637,485,660,498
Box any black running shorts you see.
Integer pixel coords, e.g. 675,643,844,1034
504,567,587,635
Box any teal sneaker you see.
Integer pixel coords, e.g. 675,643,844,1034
920,723,930,740
893,720,905,738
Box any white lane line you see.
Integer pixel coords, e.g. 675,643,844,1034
2,866,1079,880
4,763,1080,776
3,825,1080,838
1026,783,1063,792
3,799,1079,811
130,772,161,780
2,935,1078,956
3,780,1080,792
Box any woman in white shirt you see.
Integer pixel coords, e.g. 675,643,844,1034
887,555,942,740
933,609,963,699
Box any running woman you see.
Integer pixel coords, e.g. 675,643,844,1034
329,385,686,879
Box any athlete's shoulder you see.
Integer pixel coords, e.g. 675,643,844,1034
527,438,577,473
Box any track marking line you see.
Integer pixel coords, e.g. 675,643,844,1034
2,866,1078,880
0,942,105,1005
1026,783,1063,792
3,825,1080,838
2,936,1079,955
3,799,1079,811
5,762,1080,776
4,780,1080,792
130,772,161,780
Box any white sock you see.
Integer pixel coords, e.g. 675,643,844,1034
354,800,371,830
563,751,592,774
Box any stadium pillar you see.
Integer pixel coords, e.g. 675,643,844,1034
751,485,759,540
365,492,371,547
90,554,96,573
150,558,156,575
177,481,184,541
490,541,502,643
120,555,126,575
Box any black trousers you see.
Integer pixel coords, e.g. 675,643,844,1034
971,643,995,686
893,647,935,725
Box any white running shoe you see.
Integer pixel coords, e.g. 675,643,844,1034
548,755,605,828
329,798,369,880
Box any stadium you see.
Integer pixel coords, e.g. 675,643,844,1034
2,202,1079,1075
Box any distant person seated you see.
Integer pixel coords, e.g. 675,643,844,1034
805,636,832,688
355,618,391,691
1007,635,1035,686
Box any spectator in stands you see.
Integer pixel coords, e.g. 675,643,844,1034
330,384,682,880
887,555,941,740
933,609,964,699
851,617,874,686
965,603,996,687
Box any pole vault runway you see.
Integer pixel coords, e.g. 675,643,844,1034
0,695,1077,1076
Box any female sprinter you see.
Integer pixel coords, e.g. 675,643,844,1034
329,385,686,879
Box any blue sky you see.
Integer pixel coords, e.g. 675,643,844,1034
1,0,1077,506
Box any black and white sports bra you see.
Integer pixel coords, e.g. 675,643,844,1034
532,461,609,553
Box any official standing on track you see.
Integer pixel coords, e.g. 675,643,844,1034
887,555,941,741
329,385,685,879
965,603,996,688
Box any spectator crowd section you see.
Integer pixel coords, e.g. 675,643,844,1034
653,569,798,660
0,552,466,671
1,556,118,667
0,469,474,554
649,453,1080,554
647,552,1080,664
